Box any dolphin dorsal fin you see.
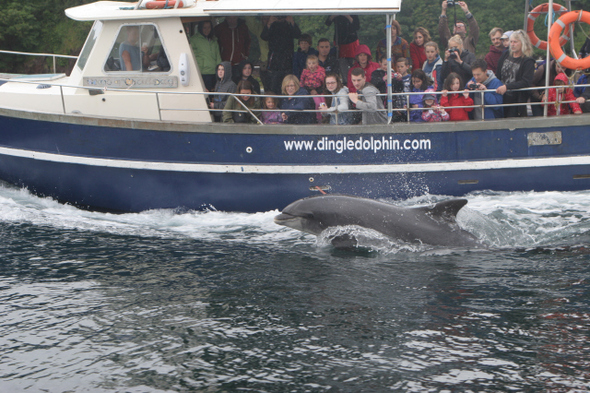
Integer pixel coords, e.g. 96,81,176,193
419,199,468,223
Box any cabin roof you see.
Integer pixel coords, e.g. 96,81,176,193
66,0,402,21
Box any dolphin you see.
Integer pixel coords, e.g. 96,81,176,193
274,195,481,248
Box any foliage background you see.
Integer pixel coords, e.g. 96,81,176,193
1,0,590,73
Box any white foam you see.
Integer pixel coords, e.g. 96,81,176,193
1,184,590,249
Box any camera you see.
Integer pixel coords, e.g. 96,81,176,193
447,0,457,6
468,83,479,90
448,47,459,58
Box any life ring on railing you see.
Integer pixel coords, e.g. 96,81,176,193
550,10,590,70
527,2,570,50
145,0,184,9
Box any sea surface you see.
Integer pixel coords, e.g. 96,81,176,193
1,183,589,392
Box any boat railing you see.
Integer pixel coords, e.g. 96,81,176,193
0,75,588,125
0,50,78,75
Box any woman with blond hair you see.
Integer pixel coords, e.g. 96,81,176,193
279,74,316,124
375,19,409,65
410,27,431,70
439,34,476,88
495,29,535,117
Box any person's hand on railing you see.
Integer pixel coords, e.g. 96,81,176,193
462,89,470,99
496,85,507,95
576,97,586,105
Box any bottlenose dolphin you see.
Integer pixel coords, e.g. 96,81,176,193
274,195,481,248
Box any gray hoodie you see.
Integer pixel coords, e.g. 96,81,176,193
212,61,237,110
355,83,388,125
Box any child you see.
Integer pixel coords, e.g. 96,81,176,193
292,34,318,79
547,72,582,116
396,57,411,93
409,69,431,122
300,55,326,93
261,92,284,124
300,55,326,122
440,72,473,121
421,92,449,122
370,57,405,121
422,41,443,91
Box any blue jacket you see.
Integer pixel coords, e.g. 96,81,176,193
467,70,504,120
280,87,316,124
409,87,424,123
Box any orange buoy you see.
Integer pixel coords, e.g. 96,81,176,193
527,3,570,50
549,10,590,70
145,0,184,9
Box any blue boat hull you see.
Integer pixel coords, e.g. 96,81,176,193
1,109,590,212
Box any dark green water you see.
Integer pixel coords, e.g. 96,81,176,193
1,188,589,392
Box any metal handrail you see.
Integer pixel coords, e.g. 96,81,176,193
0,50,78,74
1,75,588,124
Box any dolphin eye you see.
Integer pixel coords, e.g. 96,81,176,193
306,213,314,219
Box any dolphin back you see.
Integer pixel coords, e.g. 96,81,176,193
414,199,469,224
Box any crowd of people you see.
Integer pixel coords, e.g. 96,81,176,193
189,1,590,125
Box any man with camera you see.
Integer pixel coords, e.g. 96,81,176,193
466,59,503,120
439,1,479,55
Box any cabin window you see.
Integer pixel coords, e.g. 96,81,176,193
104,24,170,73
77,21,103,71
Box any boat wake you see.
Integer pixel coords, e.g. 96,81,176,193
1,183,590,252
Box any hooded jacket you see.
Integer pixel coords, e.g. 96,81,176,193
467,70,503,120
232,60,261,94
484,44,504,74
422,55,444,91
547,73,582,116
190,31,222,75
356,82,388,125
213,19,250,66
212,61,237,111
347,45,380,93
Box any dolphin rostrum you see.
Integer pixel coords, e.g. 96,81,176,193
274,195,481,248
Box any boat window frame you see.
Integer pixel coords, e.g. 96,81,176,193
77,20,103,72
103,22,172,75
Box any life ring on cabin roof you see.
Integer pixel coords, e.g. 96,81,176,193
145,0,185,9
550,10,590,70
527,2,570,50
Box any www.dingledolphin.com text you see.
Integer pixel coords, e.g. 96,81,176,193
284,136,432,154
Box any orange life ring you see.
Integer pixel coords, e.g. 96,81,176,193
526,3,570,50
549,10,590,70
145,0,184,9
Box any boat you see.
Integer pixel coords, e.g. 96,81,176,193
0,0,589,213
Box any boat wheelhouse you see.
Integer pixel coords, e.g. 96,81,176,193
0,0,589,212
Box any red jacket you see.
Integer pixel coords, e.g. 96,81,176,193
410,43,426,71
547,73,582,116
214,19,250,66
440,93,473,121
347,62,380,93
484,45,504,74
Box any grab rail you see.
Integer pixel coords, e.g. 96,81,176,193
0,50,78,74
0,75,588,125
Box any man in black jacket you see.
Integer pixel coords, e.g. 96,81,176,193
261,16,301,94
